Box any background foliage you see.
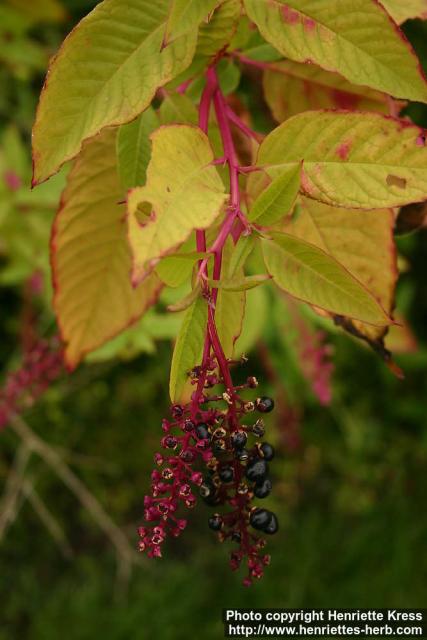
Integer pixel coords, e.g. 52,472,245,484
0,1,427,638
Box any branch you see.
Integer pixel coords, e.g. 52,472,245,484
0,442,31,542
8,414,143,581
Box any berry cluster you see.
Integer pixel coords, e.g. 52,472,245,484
0,338,63,429
138,357,279,586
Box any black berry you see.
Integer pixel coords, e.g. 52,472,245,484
249,508,272,531
199,478,215,498
256,397,275,413
254,477,272,499
208,514,223,531
219,466,234,483
260,442,275,461
195,423,210,440
264,512,279,535
245,459,268,483
231,430,247,450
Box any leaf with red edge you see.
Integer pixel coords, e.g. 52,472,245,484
244,0,427,102
283,197,397,342
52,129,162,369
380,0,427,24
263,60,391,123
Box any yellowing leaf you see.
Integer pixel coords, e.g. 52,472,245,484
127,125,227,284
244,0,427,102
32,0,197,185
284,197,397,341
263,60,389,123
169,295,207,402
52,129,162,369
195,0,241,58
163,0,220,45
258,111,427,209
262,232,390,325
116,107,159,190
380,0,427,24
249,164,301,225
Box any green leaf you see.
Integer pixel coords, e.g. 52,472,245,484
52,129,162,368
261,232,390,326
32,0,197,185
249,164,301,225
210,274,271,291
214,237,246,357
243,0,427,102
380,0,427,24
235,285,268,356
263,60,390,123
163,0,220,45
228,234,256,277
127,125,227,284
257,111,427,209
168,284,202,312
284,197,397,342
169,0,241,87
169,294,207,402
156,251,208,287
159,92,198,125
116,107,159,190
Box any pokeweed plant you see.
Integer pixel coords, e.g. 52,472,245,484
30,0,427,585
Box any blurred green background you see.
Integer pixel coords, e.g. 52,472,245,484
0,2,427,638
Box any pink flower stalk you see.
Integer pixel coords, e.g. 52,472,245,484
299,330,334,406
0,338,64,429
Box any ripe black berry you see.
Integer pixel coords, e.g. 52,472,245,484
199,479,215,498
260,442,275,461
245,459,268,483
219,466,234,483
231,430,247,450
256,397,275,413
264,512,279,535
208,514,223,531
254,477,272,499
195,423,210,440
249,508,272,531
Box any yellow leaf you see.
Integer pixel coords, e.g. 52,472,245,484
284,197,397,341
263,60,390,123
258,111,427,209
127,125,227,284
52,129,162,368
